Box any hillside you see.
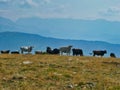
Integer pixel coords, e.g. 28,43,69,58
0,32,120,57
0,54,120,90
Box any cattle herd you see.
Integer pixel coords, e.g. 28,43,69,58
0,45,116,58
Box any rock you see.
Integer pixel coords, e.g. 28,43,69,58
23,61,32,65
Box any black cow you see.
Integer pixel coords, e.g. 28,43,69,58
52,48,60,54
46,47,52,54
1,50,10,54
110,53,116,58
46,47,59,54
11,51,20,54
93,50,107,57
72,48,83,56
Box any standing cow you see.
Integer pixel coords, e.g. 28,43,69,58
20,46,34,54
72,48,83,56
93,50,107,57
46,47,52,54
59,45,72,55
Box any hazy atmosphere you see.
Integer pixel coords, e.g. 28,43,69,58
1,0,120,44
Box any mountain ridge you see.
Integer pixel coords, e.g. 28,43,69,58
1,17,120,43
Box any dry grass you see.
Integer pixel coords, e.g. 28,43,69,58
0,54,120,90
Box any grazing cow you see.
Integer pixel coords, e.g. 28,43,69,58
20,46,34,54
59,45,72,55
1,50,10,54
72,48,83,56
11,51,20,54
93,50,107,57
110,53,116,58
46,47,59,54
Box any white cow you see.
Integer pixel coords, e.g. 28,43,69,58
20,46,34,54
59,45,72,55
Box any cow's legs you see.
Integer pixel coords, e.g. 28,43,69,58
60,51,62,56
21,50,23,54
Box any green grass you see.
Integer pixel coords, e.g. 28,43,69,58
0,54,120,90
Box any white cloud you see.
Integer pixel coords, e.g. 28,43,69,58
26,0,38,7
16,0,38,8
1,0,120,22
102,7,120,16
98,5,120,21
105,7,120,16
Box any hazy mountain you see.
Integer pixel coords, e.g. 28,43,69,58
1,17,120,43
0,31,120,57
16,17,120,40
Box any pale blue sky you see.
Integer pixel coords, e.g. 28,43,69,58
0,0,120,21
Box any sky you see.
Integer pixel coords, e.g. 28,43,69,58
0,0,120,21
1,0,120,44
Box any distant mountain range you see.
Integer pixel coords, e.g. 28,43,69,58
0,31,120,57
1,17,120,43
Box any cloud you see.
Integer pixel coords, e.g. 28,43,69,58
25,0,38,7
43,0,52,4
101,6,120,16
0,0,12,9
0,0,38,8
17,0,38,8
98,5,120,21
0,0,10,2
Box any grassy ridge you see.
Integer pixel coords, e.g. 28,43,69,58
0,54,120,90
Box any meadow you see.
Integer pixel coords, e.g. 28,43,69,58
0,54,120,90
